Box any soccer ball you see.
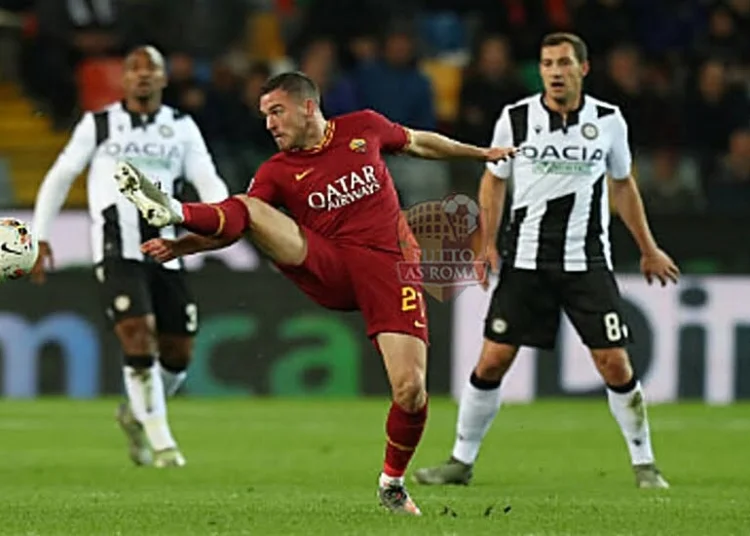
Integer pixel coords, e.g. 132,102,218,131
0,218,38,281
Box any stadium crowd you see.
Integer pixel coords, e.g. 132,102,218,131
1,0,749,213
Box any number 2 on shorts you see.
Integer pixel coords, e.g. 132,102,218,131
401,286,425,318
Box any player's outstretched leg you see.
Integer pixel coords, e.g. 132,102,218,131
116,161,310,267
413,340,517,486
377,333,429,515
591,347,669,489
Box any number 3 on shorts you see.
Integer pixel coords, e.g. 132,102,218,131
401,286,425,317
603,311,623,342
185,303,198,333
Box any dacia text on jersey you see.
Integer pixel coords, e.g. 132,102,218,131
103,142,183,171
520,145,604,176
307,165,380,211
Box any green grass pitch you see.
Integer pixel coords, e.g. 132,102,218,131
0,398,748,535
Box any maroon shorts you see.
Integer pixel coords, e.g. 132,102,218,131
275,226,428,343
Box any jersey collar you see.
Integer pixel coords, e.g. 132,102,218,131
540,93,586,134
121,100,161,130
290,120,336,154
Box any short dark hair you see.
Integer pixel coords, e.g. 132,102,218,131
541,32,588,64
260,71,320,104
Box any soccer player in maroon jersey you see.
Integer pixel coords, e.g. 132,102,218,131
114,71,515,515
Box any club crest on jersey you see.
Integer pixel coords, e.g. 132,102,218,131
349,138,367,153
159,125,174,138
581,123,598,140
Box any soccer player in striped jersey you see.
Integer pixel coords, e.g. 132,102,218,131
414,33,679,489
31,46,229,468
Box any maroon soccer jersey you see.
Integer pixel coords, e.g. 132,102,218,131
247,109,411,253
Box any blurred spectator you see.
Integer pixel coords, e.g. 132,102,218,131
0,0,30,83
158,0,246,60
454,34,525,147
298,37,359,117
231,62,277,193
693,2,750,66
354,27,447,206
639,149,703,215
684,58,750,176
162,53,199,109
353,28,437,130
27,0,124,128
594,45,682,151
291,0,392,67
571,0,635,57
347,32,379,67
474,0,571,62
705,129,750,214
728,0,750,35
629,0,704,56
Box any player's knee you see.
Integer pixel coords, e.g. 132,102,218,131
391,371,426,413
115,316,157,356
591,348,633,386
238,195,266,228
158,336,193,372
475,341,518,382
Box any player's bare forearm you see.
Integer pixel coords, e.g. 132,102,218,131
611,176,658,255
176,233,239,255
478,170,506,251
405,130,487,160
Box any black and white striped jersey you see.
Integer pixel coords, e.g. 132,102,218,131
33,101,229,270
487,93,632,272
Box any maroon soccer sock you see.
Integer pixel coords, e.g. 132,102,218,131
383,399,428,478
182,197,250,239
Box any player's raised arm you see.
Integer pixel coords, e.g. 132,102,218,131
363,108,515,162
403,129,516,162
182,116,230,202
606,109,679,286
31,112,98,283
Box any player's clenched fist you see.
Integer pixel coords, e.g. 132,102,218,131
141,238,179,263
483,147,517,162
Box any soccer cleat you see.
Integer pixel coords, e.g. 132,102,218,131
115,402,152,466
114,161,182,227
634,463,670,489
378,482,422,515
412,458,473,486
153,447,186,468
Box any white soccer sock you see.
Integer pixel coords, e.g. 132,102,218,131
607,380,655,466
159,363,187,397
123,364,177,451
451,373,503,465
379,472,404,488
